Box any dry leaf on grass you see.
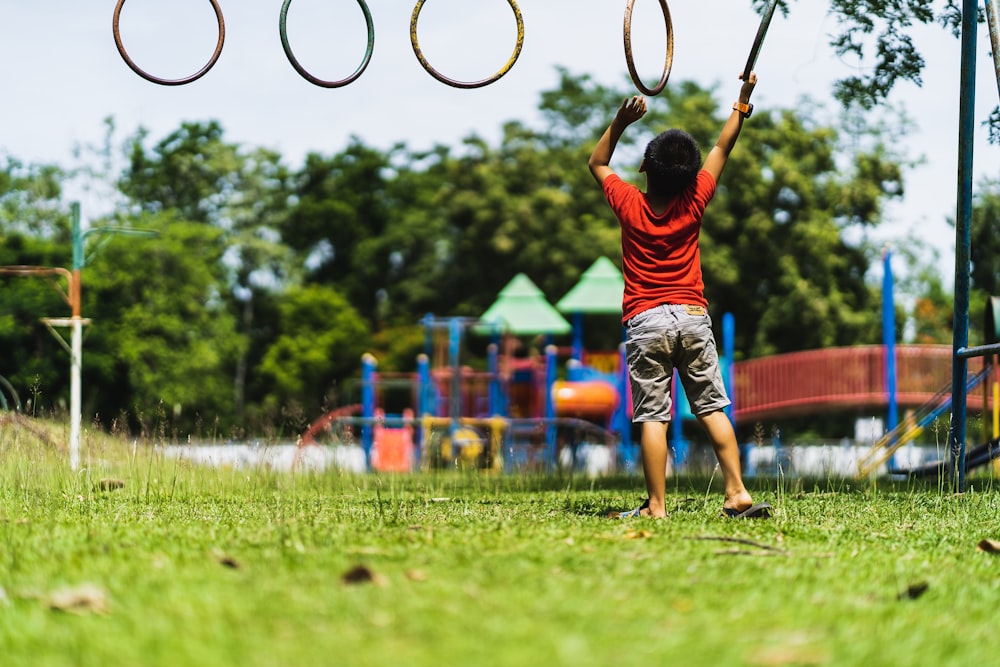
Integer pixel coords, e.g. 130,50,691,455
625,529,653,540
95,479,125,492
977,538,1000,553
898,582,929,600
46,584,110,615
211,548,241,569
342,564,387,586
747,644,828,666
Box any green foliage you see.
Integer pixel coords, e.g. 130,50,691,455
257,284,369,416
83,213,244,433
772,0,1000,141
120,121,236,224
0,234,76,414
890,238,954,344
0,155,66,239
820,0,958,106
970,179,1000,297
286,140,417,325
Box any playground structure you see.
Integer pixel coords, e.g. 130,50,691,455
296,247,1000,477
297,320,1000,476
299,264,632,474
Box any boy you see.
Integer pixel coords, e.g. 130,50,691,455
589,72,770,519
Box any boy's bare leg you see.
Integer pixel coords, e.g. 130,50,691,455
696,410,754,512
638,421,670,518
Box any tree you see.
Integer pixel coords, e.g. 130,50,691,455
0,155,67,239
767,0,998,139
699,103,902,356
83,212,244,435
257,284,369,422
970,179,1000,297
0,156,72,414
284,139,409,325
885,236,954,344
968,178,1000,344
283,71,906,361
117,121,297,421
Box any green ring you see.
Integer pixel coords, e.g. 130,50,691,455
280,0,375,88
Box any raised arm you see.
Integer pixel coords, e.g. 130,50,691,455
589,96,647,185
702,72,757,183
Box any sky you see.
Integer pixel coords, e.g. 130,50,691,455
0,0,998,288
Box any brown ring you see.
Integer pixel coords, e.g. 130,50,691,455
623,0,673,96
112,0,226,86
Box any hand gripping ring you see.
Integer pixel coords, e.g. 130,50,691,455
623,0,673,96
280,0,375,88
410,0,524,89
112,0,226,86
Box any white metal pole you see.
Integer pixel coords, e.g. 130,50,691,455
70,317,82,470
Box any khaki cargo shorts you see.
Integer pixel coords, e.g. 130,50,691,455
625,304,731,422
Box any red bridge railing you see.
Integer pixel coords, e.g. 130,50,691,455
732,345,988,424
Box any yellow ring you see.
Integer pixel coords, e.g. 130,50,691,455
410,0,524,89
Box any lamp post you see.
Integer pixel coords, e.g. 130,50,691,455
2,203,154,469
68,203,157,469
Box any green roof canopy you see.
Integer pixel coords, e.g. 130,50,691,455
555,256,624,314
476,273,571,335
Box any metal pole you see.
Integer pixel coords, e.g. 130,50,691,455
70,319,82,470
361,353,376,468
544,344,557,467
723,312,735,422
70,202,83,471
448,317,462,426
487,344,501,416
571,312,583,362
949,0,978,492
618,342,634,469
882,248,898,433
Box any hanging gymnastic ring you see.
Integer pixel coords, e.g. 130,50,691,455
279,0,375,88
743,0,778,80
112,0,226,86
409,0,524,90
623,0,673,96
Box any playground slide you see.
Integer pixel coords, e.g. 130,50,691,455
891,438,1000,479
857,366,993,477
552,380,618,420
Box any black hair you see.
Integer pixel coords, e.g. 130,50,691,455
643,129,702,198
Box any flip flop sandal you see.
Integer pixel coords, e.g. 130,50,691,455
614,498,650,519
721,502,773,519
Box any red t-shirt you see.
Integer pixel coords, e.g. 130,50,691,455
602,170,717,323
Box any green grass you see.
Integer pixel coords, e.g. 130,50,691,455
2,422,1000,666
